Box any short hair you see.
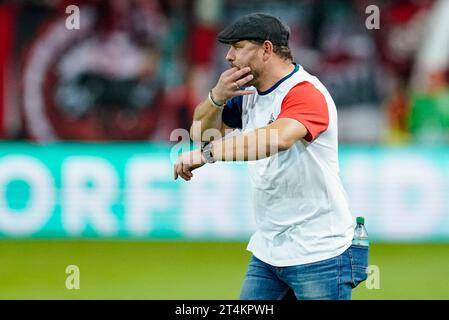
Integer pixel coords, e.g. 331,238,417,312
273,45,293,61
250,40,293,62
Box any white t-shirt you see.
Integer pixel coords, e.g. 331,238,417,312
222,64,354,267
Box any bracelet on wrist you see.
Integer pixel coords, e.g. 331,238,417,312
208,90,226,110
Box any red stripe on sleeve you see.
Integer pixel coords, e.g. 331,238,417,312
278,82,329,142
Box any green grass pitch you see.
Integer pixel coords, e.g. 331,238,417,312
0,240,448,299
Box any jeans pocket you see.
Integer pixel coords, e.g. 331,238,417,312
349,244,369,288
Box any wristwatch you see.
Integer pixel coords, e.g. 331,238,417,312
201,142,216,164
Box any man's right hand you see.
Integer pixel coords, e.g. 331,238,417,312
211,67,256,104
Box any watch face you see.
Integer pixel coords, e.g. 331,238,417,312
202,145,215,163
204,151,212,163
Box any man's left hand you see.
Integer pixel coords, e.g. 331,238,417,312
174,150,206,181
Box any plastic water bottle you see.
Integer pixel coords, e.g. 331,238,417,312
352,216,369,246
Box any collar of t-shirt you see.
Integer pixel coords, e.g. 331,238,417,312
257,63,300,96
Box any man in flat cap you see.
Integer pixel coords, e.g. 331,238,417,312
174,13,368,300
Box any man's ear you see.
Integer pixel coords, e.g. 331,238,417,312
262,40,274,61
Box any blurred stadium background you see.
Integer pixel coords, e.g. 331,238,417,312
0,0,449,300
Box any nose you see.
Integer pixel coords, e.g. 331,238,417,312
225,46,235,63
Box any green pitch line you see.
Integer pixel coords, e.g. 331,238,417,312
0,240,448,299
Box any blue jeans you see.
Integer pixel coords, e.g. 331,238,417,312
240,244,369,300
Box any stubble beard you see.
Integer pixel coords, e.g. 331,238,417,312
232,63,260,88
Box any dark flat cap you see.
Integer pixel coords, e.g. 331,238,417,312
217,13,290,46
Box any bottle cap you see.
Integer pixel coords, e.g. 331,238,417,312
356,216,365,224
